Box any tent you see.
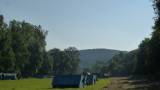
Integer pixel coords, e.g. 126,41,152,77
0,73,17,80
0,73,2,80
52,75,86,88
86,75,97,85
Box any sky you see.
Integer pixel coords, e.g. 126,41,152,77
0,0,154,51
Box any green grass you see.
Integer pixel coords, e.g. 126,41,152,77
0,78,110,90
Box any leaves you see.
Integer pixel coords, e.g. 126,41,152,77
0,15,48,77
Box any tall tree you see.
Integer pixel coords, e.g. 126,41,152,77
135,38,150,75
64,47,80,74
49,48,71,74
0,15,15,72
38,52,53,75
0,15,49,77
9,20,29,75
49,47,80,74
149,0,160,77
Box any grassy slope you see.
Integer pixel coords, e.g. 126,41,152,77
0,78,110,90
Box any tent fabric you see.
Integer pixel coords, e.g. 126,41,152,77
86,75,97,85
0,73,17,80
52,75,86,88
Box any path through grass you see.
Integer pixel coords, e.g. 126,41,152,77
105,77,160,90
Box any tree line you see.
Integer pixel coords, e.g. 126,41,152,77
0,15,80,78
104,0,160,79
134,0,160,78
48,47,80,75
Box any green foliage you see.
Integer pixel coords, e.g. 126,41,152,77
90,61,106,73
106,51,137,76
105,0,160,79
148,0,160,77
48,47,80,75
0,16,15,73
64,47,80,74
133,0,160,78
134,38,151,75
49,48,70,74
38,52,53,75
0,15,50,77
106,0,160,78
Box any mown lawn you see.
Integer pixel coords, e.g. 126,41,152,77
0,78,110,90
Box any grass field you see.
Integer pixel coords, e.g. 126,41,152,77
0,78,110,90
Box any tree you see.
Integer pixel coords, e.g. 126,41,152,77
106,51,137,76
38,52,53,75
0,15,51,77
9,20,30,75
134,38,150,75
64,47,80,74
49,47,80,75
148,0,160,77
24,24,47,77
49,48,70,74
0,16,15,72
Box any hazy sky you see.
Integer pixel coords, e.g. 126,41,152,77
0,0,154,51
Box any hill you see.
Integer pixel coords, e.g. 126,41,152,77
79,48,121,68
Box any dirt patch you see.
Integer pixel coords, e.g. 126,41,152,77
103,77,160,90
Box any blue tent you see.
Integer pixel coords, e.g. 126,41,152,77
0,73,2,80
86,75,97,85
52,75,86,88
0,73,17,80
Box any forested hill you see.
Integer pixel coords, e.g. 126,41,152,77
79,49,121,68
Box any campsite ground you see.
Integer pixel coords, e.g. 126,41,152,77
104,77,160,90
0,78,110,90
1,77,160,90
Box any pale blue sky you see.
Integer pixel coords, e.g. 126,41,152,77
0,0,154,51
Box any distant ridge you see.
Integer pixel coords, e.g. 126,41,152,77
79,48,121,68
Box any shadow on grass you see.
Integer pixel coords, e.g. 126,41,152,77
126,85,159,90
44,88,53,89
44,87,80,90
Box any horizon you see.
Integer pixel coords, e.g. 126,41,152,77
0,0,154,51
50,48,128,52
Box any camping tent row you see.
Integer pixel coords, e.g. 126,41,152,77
0,73,17,80
52,74,97,88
